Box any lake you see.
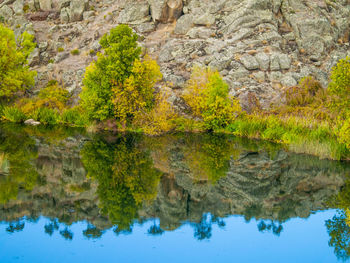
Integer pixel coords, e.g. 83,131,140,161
0,123,349,263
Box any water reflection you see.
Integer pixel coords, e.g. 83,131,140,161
0,124,349,260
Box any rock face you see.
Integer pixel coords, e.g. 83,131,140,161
2,0,350,109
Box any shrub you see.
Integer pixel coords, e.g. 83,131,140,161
0,24,36,99
286,76,323,106
70,49,80,55
80,24,142,121
37,83,70,111
2,106,26,123
17,82,69,117
57,47,64,52
183,67,241,130
133,91,177,135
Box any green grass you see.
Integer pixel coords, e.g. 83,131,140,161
2,106,26,123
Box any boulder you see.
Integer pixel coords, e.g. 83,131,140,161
255,52,270,71
118,1,150,23
13,0,24,15
281,75,297,87
39,0,52,10
148,0,183,23
0,5,13,22
174,14,193,35
59,0,89,23
60,7,70,22
24,119,41,126
240,54,259,70
193,13,215,26
69,0,88,22
28,48,40,67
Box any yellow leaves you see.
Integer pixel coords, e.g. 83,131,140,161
16,83,69,116
0,24,36,98
112,55,162,125
337,118,350,150
183,66,241,130
133,90,178,135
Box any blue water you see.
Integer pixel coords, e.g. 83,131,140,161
0,211,339,263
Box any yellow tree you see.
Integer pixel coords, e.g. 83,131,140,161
0,24,36,100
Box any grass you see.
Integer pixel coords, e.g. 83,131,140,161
2,106,26,123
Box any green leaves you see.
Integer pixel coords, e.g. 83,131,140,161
80,25,161,125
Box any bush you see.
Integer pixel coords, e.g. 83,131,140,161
37,83,70,111
71,49,80,55
2,106,26,123
80,24,142,121
183,67,241,130
17,82,69,117
0,24,36,99
286,76,323,106
133,91,177,135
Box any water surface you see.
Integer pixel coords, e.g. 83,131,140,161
0,123,349,262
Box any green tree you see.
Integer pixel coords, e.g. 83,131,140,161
0,24,36,100
80,25,162,124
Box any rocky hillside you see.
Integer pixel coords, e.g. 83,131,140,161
1,0,350,108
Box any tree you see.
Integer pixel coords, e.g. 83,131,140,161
0,24,36,100
80,24,162,124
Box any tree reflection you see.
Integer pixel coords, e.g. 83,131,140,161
148,222,164,236
6,220,25,233
257,220,283,236
83,225,104,239
191,214,225,241
81,134,161,231
183,134,240,183
326,211,350,261
44,219,59,236
0,124,38,204
60,227,73,240
326,174,350,261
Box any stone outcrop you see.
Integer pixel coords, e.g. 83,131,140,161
2,0,350,109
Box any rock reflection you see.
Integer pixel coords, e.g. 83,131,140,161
0,124,349,251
